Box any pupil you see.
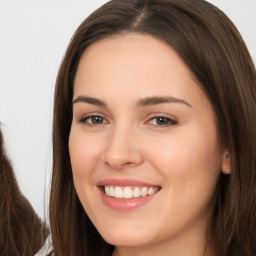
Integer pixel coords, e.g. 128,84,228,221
92,116,102,124
157,117,168,125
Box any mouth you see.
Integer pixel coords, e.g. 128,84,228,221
96,179,161,210
103,185,160,199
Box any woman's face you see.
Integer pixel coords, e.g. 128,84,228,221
69,33,229,253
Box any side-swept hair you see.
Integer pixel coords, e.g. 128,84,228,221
50,0,256,255
0,128,49,256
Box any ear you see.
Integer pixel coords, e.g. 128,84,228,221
221,151,231,174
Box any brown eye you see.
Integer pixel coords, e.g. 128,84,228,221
148,117,177,126
80,115,108,125
90,116,105,124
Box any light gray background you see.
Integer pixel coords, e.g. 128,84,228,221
0,0,255,219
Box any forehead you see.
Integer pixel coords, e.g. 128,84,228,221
77,33,192,74
72,32,218,139
75,34,195,86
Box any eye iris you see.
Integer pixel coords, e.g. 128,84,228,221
156,117,169,125
92,116,103,124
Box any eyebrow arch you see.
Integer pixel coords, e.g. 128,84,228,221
137,96,192,107
72,95,192,108
73,96,106,107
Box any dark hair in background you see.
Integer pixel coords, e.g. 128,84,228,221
49,0,256,255
0,128,49,256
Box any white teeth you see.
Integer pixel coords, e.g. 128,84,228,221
133,187,140,198
123,187,133,199
141,187,147,197
109,186,115,196
115,187,123,198
104,186,159,199
147,187,154,195
105,186,110,195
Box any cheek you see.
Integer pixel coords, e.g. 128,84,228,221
146,123,221,188
69,130,104,177
68,129,103,213
146,126,220,227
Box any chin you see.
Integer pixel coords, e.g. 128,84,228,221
100,227,154,247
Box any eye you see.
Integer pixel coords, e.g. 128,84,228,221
147,116,177,126
79,115,108,125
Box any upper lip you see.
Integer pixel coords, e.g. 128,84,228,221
96,179,160,187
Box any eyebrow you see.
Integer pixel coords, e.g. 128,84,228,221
72,96,192,108
136,96,192,107
73,96,106,107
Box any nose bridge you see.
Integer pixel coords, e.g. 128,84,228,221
103,120,143,168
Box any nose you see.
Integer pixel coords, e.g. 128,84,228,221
102,124,143,169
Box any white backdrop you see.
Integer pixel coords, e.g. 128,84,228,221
0,0,255,219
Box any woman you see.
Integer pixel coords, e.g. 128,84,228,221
0,128,49,255
49,0,256,255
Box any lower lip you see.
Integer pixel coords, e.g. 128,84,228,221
98,188,159,211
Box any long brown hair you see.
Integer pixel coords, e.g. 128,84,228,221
0,128,49,256
50,0,256,255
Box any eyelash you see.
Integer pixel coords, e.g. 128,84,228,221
147,116,177,127
79,115,108,126
78,115,177,127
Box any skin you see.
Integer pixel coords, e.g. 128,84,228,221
69,33,231,256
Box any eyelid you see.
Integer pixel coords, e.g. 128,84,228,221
144,113,178,127
82,116,108,124
77,112,109,125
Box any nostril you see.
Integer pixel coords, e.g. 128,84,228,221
121,161,133,166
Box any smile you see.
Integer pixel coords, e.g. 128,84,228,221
104,186,160,199
97,179,161,211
